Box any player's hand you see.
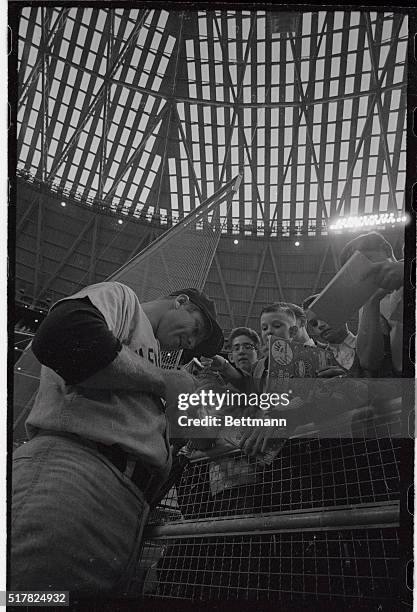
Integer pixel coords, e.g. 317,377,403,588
361,260,403,292
316,366,346,378
162,368,196,406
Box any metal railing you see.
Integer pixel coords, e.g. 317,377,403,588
138,405,402,602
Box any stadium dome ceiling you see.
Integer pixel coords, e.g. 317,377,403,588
17,8,407,235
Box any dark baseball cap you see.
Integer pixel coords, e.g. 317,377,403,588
170,288,224,356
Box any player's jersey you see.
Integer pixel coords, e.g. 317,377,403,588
26,282,171,477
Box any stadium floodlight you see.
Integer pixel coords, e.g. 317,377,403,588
329,213,408,232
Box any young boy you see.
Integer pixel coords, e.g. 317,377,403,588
206,327,265,515
229,326,260,372
302,294,358,374
283,302,316,347
176,327,262,519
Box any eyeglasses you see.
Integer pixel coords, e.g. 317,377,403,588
231,342,256,351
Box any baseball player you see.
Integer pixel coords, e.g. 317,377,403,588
10,281,223,599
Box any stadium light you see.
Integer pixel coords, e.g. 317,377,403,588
329,213,408,232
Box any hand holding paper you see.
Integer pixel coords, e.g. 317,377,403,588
361,260,404,292
306,251,380,328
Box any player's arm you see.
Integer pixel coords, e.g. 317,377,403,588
32,298,194,400
77,345,196,409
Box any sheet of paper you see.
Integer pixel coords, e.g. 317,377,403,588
306,250,380,328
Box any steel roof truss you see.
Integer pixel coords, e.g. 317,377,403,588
335,14,404,215
365,13,399,213
47,9,150,180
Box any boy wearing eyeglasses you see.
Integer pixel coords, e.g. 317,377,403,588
203,327,263,515
229,327,260,372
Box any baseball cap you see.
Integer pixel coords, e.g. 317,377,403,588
170,288,224,356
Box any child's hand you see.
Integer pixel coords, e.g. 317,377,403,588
239,424,269,456
200,355,244,385
239,399,304,455
200,355,226,371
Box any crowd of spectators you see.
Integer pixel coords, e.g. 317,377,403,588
174,231,404,522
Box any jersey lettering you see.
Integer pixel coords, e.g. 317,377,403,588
134,346,157,365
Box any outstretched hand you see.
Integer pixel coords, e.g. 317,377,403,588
200,355,242,384
239,422,270,456
239,401,303,456
361,260,403,292
200,355,227,370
